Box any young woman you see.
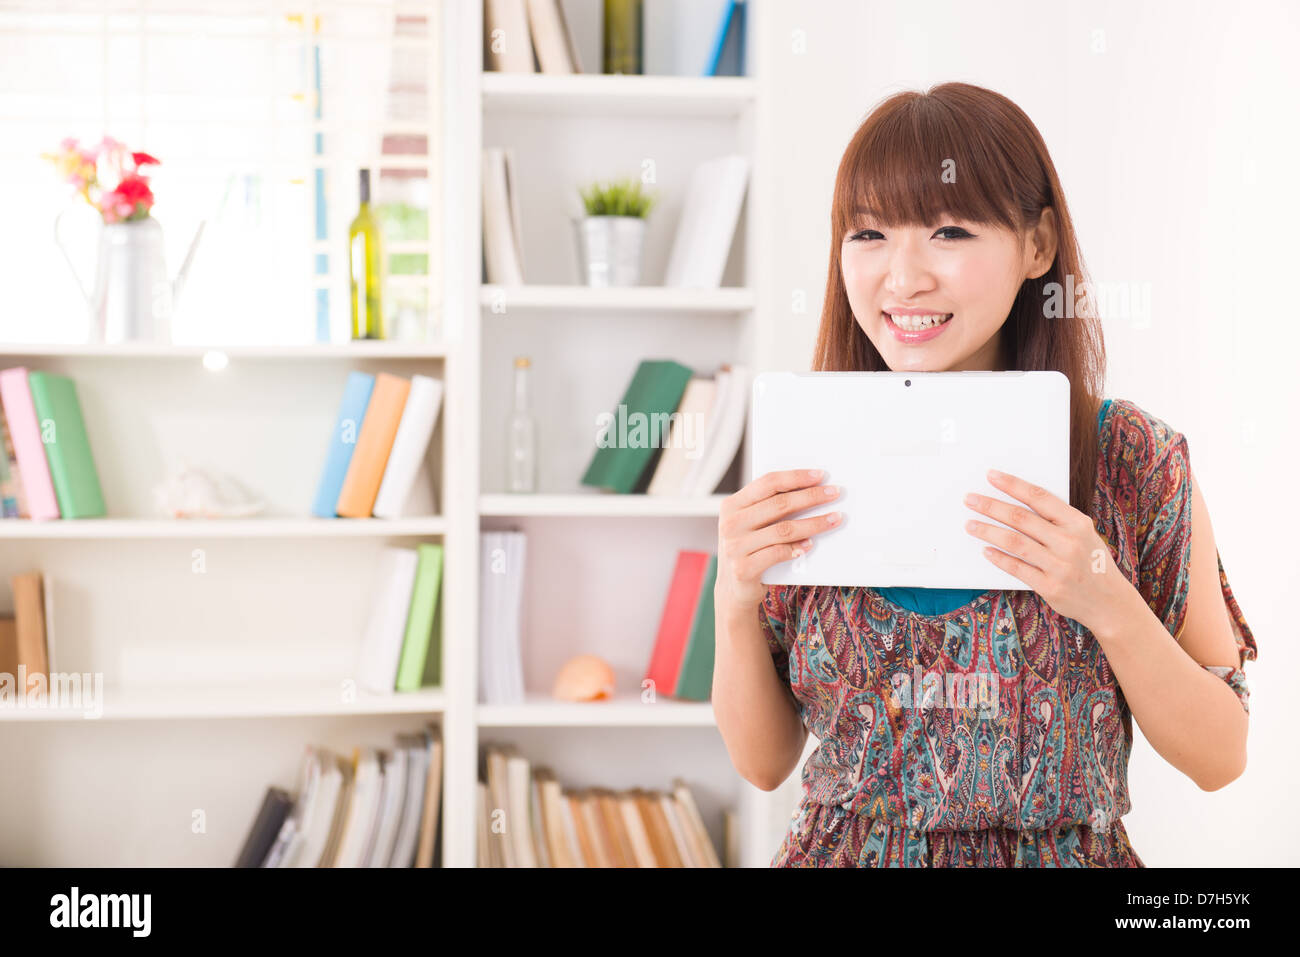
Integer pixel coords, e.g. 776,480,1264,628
712,82,1258,867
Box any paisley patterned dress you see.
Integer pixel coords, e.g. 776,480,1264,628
760,398,1258,867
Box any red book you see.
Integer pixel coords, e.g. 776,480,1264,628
644,550,710,698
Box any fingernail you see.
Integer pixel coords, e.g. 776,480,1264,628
988,468,1003,479
807,469,823,479
824,484,839,497
826,511,841,525
964,493,978,505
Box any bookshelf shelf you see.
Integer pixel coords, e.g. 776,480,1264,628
478,493,725,518
0,682,447,722
476,693,714,727
481,71,755,116
0,342,449,360
479,284,754,314
0,516,448,539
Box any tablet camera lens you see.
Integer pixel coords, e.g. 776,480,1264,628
905,379,911,387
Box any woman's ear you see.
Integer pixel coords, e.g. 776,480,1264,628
1024,207,1059,280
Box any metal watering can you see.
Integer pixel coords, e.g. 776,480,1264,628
55,210,205,344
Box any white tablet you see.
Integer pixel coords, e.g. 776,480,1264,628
750,370,1070,589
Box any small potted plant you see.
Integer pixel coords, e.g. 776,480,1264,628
572,176,657,287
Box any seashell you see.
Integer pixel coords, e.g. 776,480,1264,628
152,463,266,519
551,654,615,702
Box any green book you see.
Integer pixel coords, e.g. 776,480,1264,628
395,543,443,691
27,371,105,519
580,359,693,494
673,553,717,701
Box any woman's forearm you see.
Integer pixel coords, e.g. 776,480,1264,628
1092,587,1248,791
712,596,807,791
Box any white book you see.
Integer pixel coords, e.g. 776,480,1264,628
359,750,394,867
372,374,445,518
333,749,381,867
482,148,526,285
484,0,536,72
291,751,343,868
558,790,584,868
664,155,751,288
366,747,408,867
388,735,429,867
647,377,717,496
506,752,538,867
41,574,55,675
525,0,583,74
684,364,750,495
476,781,493,867
479,530,527,705
356,547,419,694
265,747,321,868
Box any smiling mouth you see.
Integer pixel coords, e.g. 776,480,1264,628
883,311,954,332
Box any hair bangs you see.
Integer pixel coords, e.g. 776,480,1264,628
836,93,1024,239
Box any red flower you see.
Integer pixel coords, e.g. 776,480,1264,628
131,151,161,168
114,173,154,205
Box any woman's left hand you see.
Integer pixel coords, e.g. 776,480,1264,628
963,468,1138,636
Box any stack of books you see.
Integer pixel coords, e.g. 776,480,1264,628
477,743,722,867
235,725,442,868
0,571,56,701
478,529,526,705
581,360,750,496
356,544,444,694
0,367,105,520
312,371,444,519
644,551,718,702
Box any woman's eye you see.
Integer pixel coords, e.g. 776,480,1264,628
849,229,883,242
934,226,973,240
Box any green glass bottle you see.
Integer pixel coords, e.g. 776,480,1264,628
349,168,385,339
603,0,643,75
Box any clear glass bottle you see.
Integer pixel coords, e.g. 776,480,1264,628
507,356,537,493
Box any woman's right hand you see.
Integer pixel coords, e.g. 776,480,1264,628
715,468,843,612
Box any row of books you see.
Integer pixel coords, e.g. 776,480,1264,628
0,367,105,520
581,360,750,496
484,149,750,290
645,551,718,701
312,371,444,519
483,0,745,77
357,544,444,694
0,571,55,695
235,726,442,868
477,743,722,867
478,534,720,705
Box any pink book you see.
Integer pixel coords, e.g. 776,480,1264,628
0,367,60,521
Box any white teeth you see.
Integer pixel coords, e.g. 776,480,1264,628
888,312,952,330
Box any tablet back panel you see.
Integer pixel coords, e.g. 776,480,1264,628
750,370,1070,589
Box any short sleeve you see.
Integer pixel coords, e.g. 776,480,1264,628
758,584,797,690
1135,414,1258,713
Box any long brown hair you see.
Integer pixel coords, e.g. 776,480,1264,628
813,82,1106,513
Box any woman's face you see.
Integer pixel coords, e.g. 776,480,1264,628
840,208,1057,372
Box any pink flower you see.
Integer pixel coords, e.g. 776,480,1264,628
131,151,160,168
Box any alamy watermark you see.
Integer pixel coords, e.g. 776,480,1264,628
594,404,707,458
1042,274,1152,329
0,668,104,719
889,665,1000,718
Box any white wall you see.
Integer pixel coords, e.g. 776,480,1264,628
756,0,1299,866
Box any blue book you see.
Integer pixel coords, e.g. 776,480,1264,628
311,371,375,518
704,0,745,77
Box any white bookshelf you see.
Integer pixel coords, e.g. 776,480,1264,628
0,0,800,869
457,0,793,868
